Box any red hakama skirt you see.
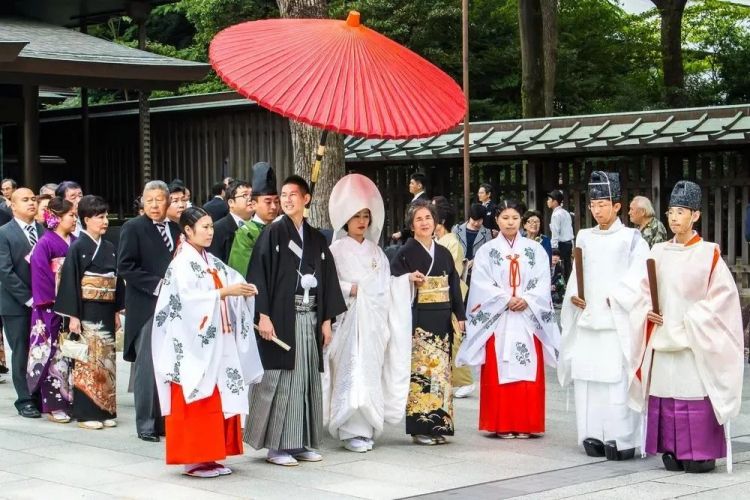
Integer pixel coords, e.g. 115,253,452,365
166,383,243,464
479,335,545,434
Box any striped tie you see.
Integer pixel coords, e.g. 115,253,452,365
26,225,37,246
155,222,173,252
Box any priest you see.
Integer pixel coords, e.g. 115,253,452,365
611,181,743,473
243,175,347,466
558,171,649,460
227,162,280,277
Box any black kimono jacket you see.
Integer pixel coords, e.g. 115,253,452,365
54,232,126,327
247,215,346,371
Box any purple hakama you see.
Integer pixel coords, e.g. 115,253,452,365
26,231,75,414
645,396,726,460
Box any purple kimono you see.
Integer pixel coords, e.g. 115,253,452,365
26,231,75,413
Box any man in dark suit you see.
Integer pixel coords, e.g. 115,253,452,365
0,188,44,417
391,172,429,243
117,180,180,442
477,182,498,234
202,182,229,221
208,179,252,263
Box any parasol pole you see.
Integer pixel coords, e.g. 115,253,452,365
462,0,471,219
305,129,329,215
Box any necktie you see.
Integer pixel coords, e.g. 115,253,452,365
26,225,37,246
155,222,173,252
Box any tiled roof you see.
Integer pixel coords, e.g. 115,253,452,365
0,17,208,89
345,104,750,162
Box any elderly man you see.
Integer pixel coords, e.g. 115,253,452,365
628,195,667,248
118,180,180,442
56,181,84,235
39,183,58,197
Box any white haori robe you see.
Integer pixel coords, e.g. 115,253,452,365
324,236,397,440
610,236,744,424
151,244,264,419
456,235,559,382
558,218,649,449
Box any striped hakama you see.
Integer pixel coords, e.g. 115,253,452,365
244,306,323,451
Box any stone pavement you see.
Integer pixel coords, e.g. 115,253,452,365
0,355,749,499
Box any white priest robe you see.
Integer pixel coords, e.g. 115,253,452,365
610,234,744,424
324,236,398,440
151,244,264,418
558,218,649,450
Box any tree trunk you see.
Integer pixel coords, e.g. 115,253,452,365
540,0,558,116
518,0,546,118
652,0,687,108
276,0,344,228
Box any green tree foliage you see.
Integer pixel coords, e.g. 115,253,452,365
71,0,750,116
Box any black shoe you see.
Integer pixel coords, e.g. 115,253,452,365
138,432,160,442
684,459,716,473
604,441,635,461
662,452,684,471
18,404,41,418
583,438,606,457
0,365,8,374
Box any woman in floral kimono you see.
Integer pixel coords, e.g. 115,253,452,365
55,195,125,430
27,197,77,423
457,200,560,438
152,206,263,478
390,200,466,446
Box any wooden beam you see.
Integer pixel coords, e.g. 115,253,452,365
651,155,661,216
22,84,39,189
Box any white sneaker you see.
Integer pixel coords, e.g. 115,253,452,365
454,383,476,398
344,438,369,453
364,437,374,451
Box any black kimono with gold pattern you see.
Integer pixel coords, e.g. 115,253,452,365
390,238,466,436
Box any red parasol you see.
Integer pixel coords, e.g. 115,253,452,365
209,11,466,140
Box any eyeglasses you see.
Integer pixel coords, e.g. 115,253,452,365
233,193,251,200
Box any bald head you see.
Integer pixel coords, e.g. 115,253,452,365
10,187,38,224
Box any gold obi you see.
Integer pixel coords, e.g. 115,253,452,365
81,275,116,303
417,275,450,304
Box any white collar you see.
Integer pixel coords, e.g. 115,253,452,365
229,212,246,226
412,191,425,201
14,217,35,230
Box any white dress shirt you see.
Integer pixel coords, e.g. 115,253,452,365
550,206,574,248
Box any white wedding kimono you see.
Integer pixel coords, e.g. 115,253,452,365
558,218,649,450
325,236,408,439
457,235,559,380
152,244,264,418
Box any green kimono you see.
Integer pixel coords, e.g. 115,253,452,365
227,219,265,277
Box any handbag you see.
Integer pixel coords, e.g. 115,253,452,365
59,330,88,362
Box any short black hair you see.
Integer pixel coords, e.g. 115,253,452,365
281,175,310,196
494,199,526,217
227,180,251,200
431,196,455,229
479,183,493,197
406,199,437,230
78,195,108,224
409,172,427,188
552,248,561,257
169,183,186,195
179,206,210,235
522,209,542,225
55,181,81,198
468,203,485,221
211,182,225,196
